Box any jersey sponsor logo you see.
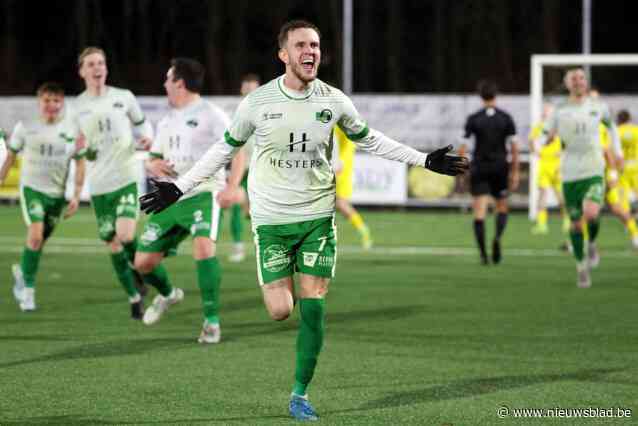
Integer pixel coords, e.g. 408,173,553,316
262,112,283,121
288,132,309,152
113,102,125,109
186,119,199,128
269,158,323,169
317,255,334,268
140,222,162,245
315,109,333,123
302,252,319,267
190,221,211,234
263,244,291,273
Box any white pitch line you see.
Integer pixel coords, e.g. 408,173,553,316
0,239,635,258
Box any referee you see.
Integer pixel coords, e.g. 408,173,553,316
460,80,520,265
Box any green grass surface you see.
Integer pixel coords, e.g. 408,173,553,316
0,205,636,425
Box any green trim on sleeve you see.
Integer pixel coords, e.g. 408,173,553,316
340,124,369,141
224,131,245,147
149,152,164,159
8,147,21,154
132,117,146,126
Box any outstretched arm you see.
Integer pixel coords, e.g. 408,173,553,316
140,135,240,214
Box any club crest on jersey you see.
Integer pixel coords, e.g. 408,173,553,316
590,110,599,116
113,101,125,109
59,133,74,143
186,119,199,128
315,109,333,123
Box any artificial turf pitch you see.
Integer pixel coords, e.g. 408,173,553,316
0,205,636,425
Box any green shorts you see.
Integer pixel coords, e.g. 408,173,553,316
253,216,337,286
90,182,139,242
19,186,65,232
562,176,605,221
138,191,221,254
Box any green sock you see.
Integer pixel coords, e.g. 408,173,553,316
292,298,325,396
110,251,138,297
21,247,42,288
122,238,138,264
141,264,173,297
230,204,243,243
587,219,600,243
570,230,585,262
196,257,221,324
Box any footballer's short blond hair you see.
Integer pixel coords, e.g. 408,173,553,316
78,47,106,68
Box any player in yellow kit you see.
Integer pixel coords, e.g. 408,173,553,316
600,120,638,247
530,103,569,235
334,126,373,249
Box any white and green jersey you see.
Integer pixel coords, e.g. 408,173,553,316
73,86,150,195
151,98,230,200
547,97,612,182
176,75,427,226
8,114,84,197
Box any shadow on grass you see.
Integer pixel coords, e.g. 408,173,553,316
0,337,191,369
0,304,423,369
0,335,73,342
355,367,626,411
0,413,290,425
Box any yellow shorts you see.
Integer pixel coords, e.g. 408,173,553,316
537,162,561,191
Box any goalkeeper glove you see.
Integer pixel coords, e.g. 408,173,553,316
424,145,469,176
139,179,183,214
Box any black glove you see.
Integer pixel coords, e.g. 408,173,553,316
139,179,183,214
424,145,469,176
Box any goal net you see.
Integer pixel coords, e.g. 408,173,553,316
529,54,638,219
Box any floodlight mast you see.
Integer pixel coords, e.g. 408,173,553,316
528,54,638,220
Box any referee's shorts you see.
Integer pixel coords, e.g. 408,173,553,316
470,161,509,199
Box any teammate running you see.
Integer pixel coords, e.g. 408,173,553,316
135,58,246,343
545,69,622,287
74,47,153,319
138,20,467,421
0,82,86,311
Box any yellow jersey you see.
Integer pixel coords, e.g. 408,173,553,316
619,123,638,171
529,122,561,165
334,126,356,199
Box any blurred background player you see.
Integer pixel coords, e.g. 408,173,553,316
589,90,637,249
135,58,246,343
222,73,259,262
460,80,520,265
545,69,622,288
0,82,86,311
333,126,373,250
616,110,638,237
74,47,153,319
529,102,569,235
600,110,638,248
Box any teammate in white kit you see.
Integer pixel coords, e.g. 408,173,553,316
139,20,468,421
545,68,622,288
134,58,246,342
74,47,153,319
0,82,86,311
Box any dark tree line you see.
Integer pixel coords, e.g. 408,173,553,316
1,0,636,95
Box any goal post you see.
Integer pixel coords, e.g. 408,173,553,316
528,54,638,220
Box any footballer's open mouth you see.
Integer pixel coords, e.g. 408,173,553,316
301,57,315,72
